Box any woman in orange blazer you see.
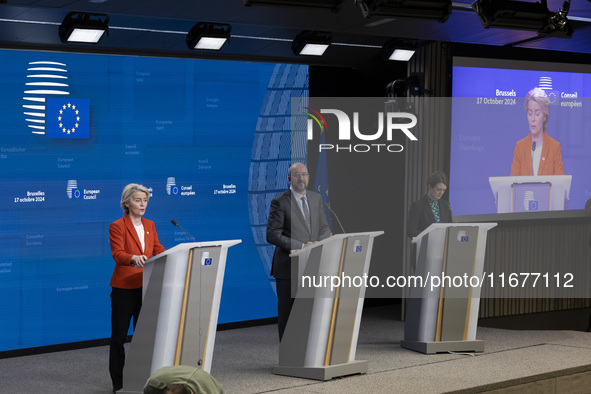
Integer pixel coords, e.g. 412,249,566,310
510,87,565,176
109,183,166,392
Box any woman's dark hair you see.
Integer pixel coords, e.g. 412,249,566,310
427,171,448,188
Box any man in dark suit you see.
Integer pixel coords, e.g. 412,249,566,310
266,162,331,340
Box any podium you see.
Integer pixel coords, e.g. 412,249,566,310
120,240,241,394
489,175,571,213
273,231,384,381
401,224,495,354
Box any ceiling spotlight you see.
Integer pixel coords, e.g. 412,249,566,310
472,0,573,38
58,12,109,44
389,49,415,61
243,0,344,12
186,22,231,51
382,40,416,62
356,0,452,23
386,74,424,98
292,31,332,56
542,0,573,37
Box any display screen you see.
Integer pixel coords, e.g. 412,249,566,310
450,57,591,217
0,48,308,351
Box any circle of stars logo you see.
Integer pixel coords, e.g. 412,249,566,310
57,103,81,135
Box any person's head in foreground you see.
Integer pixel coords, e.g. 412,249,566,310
427,171,448,201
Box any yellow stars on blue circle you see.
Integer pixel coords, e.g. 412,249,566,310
57,103,82,135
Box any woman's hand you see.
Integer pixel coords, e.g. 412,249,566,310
131,255,148,268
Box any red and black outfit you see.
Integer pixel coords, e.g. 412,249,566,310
108,214,165,391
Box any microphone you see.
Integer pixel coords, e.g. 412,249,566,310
323,203,346,234
171,219,196,242
532,141,536,152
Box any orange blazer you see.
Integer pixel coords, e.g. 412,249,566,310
510,132,565,176
109,214,166,289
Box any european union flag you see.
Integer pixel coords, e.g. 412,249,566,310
46,98,90,139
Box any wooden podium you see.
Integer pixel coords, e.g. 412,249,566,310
120,240,241,394
273,231,383,381
401,224,495,354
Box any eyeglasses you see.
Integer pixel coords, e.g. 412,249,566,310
291,172,309,178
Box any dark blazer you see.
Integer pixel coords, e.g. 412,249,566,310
266,189,331,280
407,194,453,239
109,214,166,289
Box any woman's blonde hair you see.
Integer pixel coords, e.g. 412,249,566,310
525,87,550,131
120,183,150,214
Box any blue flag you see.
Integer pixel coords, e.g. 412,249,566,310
314,132,332,231
46,98,90,139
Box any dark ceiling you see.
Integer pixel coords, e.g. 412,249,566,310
1,1,591,66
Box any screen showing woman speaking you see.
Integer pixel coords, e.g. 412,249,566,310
450,57,591,217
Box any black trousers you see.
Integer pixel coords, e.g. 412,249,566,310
276,278,294,341
109,287,142,389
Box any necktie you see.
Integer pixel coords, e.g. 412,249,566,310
301,196,311,231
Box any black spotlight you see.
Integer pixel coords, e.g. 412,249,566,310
382,39,417,62
356,0,452,22
472,0,573,38
58,12,109,44
292,31,332,56
243,0,344,12
186,22,232,51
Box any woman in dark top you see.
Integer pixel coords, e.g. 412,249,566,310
407,171,453,239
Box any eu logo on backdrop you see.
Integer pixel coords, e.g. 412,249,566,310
46,98,90,139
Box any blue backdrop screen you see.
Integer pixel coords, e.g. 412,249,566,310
0,49,307,351
450,58,591,216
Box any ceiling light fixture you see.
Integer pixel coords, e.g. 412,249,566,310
382,39,416,62
243,0,344,12
472,0,573,38
58,12,109,44
292,31,332,56
386,74,424,98
186,22,231,51
356,0,452,22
